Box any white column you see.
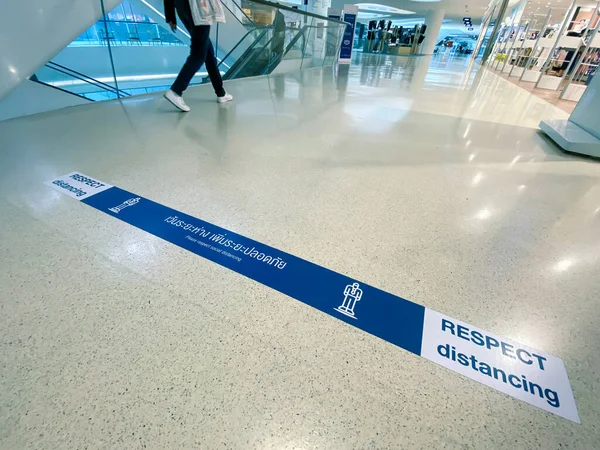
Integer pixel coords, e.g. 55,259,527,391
307,0,332,17
421,8,445,55
306,0,333,63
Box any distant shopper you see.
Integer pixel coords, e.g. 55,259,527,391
163,0,233,112
271,10,286,58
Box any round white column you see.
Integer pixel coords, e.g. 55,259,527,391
421,8,445,55
307,0,332,17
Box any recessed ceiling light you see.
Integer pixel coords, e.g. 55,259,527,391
355,3,417,13
357,12,393,18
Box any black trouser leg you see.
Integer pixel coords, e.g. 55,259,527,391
205,39,226,97
171,25,211,96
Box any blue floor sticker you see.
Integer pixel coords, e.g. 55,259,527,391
45,172,580,423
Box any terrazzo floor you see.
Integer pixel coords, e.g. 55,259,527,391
1,53,599,449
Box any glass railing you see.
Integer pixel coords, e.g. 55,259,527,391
72,1,187,47
228,0,347,72
33,0,346,101
72,19,186,47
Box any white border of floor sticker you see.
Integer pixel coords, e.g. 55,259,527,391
44,172,113,200
44,172,581,424
421,310,579,423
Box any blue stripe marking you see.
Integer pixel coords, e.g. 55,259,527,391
83,186,425,355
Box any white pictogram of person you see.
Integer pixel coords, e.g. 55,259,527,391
109,197,140,214
335,282,363,319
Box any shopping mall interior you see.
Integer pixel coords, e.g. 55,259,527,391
1,0,600,448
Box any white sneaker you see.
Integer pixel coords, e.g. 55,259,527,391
164,90,190,112
217,93,233,103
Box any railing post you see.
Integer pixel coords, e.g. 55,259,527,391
100,0,122,98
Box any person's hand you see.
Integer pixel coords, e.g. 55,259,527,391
168,21,177,31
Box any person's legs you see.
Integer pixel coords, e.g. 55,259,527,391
204,39,226,98
171,25,211,96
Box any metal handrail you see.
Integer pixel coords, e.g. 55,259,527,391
44,65,120,94
219,0,257,27
29,77,94,101
248,0,347,25
46,61,131,96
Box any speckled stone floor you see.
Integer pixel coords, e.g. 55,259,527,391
491,68,577,114
1,54,599,449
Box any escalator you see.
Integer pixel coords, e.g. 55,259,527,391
224,47,272,79
215,0,347,81
221,20,312,81
221,29,273,80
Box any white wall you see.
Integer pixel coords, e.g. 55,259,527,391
0,80,90,122
0,0,122,101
